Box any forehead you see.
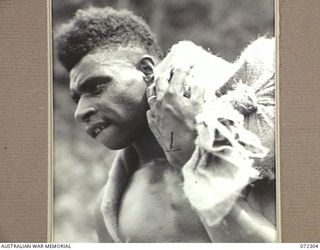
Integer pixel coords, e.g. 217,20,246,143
69,48,144,90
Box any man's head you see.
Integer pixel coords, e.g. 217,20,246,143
55,7,163,149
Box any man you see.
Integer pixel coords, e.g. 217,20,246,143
55,6,276,242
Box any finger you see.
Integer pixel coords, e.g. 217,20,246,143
154,69,170,101
168,67,188,95
146,110,155,124
190,82,205,102
146,83,156,98
146,110,163,145
146,84,157,107
182,146,201,175
146,111,158,136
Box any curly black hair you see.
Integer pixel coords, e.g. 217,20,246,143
55,6,163,71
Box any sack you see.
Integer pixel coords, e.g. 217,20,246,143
160,38,275,225
215,37,275,179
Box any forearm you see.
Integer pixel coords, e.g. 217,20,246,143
198,198,276,243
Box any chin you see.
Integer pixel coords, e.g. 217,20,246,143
98,137,132,150
96,124,147,150
103,143,127,150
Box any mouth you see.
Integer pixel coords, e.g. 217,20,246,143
86,120,111,138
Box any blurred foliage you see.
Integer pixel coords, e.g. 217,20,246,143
52,0,274,242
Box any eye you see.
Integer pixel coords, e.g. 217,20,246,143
91,83,105,95
87,77,112,96
77,76,112,98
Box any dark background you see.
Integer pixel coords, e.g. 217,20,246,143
52,0,274,242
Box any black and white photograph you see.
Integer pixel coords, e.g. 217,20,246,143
52,0,276,243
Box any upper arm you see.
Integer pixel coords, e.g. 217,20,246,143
198,198,276,243
197,179,276,242
94,188,114,243
246,179,276,225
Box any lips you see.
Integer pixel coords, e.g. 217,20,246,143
86,120,111,138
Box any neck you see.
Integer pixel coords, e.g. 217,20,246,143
132,128,166,166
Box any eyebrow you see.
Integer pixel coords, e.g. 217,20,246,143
71,76,112,95
70,76,112,103
78,76,112,93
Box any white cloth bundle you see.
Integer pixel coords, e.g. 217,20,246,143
157,37,275,225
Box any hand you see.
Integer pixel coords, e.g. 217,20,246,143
144,40,233,168
146,63,205,168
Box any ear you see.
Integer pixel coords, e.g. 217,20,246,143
138,55,155,85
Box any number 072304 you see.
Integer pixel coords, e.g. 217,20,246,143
300,244,319,248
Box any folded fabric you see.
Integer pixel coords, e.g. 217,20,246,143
165,37,276,225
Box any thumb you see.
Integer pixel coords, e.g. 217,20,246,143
146,110,163,146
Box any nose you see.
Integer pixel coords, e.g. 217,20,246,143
74,98,97,122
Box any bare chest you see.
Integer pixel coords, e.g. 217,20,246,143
117,162,211,243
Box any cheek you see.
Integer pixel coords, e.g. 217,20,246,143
131,84,148,103
122,87,149,121
102,81,148,118
118,77,147,105
124,89,148,114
